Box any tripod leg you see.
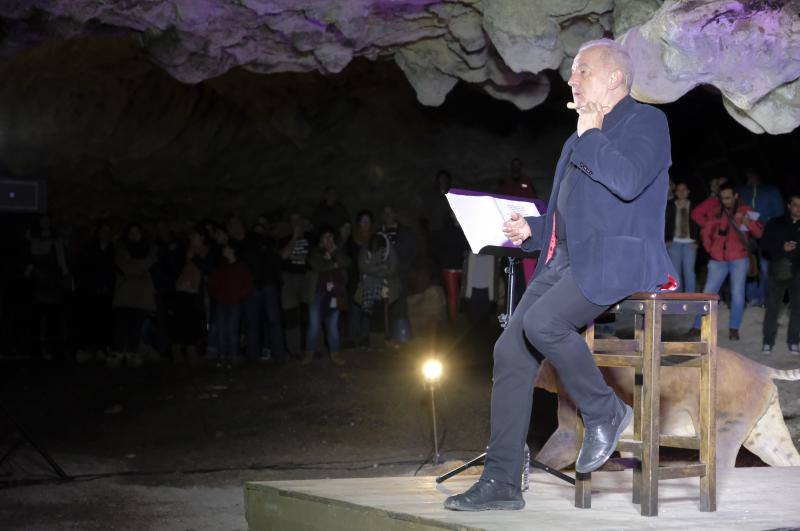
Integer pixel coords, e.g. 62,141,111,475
0,402,69,480
0,437,24,469
435,453,486,483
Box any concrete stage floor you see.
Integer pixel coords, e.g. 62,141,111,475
245,466,800,530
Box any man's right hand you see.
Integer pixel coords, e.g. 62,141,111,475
502,212,531,246
784,241,797,253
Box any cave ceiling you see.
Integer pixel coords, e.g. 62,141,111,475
1,0,799,133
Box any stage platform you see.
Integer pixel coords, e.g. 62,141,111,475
245,466,800,530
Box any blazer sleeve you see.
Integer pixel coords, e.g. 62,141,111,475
569,106,670,201
521,214,548,253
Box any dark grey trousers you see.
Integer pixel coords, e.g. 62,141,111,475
482,243,619,488
763,274,800,346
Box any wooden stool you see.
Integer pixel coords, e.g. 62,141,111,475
575,292,718,516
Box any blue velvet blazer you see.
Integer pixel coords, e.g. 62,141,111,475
522,95,678,306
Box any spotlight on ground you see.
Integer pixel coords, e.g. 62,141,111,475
422,358,443,384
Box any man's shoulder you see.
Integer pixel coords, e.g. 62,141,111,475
628,98,667,124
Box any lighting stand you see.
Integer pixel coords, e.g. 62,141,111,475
428,382,440,465
0,399,69,481
435,253,575,488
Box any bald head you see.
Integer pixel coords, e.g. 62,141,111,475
577,38,634,91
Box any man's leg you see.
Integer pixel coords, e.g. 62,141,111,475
480,266,558,488
787,275,800,347
763,276,785,348
729,258,749,331
445,257,564,511
684,243,697,293
693,260,729,329
668,242,683,291
522,270,615,425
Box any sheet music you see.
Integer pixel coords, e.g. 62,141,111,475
445,190,541,255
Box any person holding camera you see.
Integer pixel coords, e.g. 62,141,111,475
759,194,800,354
688,182,764,341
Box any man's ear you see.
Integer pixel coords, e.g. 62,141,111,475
608,69,623,91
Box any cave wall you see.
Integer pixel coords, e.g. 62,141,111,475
2,1,799,133
0,36,570,226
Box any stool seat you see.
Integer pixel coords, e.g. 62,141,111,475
575,291,718,516
627,291,720,301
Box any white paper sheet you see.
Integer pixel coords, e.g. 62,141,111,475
445,191,541,254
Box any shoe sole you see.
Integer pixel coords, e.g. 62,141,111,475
444,499,525,511
575,404,633,473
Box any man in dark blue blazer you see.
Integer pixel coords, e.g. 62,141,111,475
445,39,677,511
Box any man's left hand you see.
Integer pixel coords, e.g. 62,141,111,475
568,101,609,136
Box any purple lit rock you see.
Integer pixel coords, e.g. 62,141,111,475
623,0,800,133
1,0,799,131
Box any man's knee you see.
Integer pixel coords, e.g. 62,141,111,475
492,329,533,374
522,310,567,352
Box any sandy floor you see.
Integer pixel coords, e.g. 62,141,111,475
1,303,798,530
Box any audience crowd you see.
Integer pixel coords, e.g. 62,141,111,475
2,163,799,369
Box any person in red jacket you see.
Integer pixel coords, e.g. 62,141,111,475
689,182,764,340
208,243,254,367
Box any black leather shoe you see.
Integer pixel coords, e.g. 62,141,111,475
443,478,524,511
575,400,633,473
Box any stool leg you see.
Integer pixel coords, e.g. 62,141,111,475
632,313,643,505
640,300,661,517
699,301,718,511
574,415,591,509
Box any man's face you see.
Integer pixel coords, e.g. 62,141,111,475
568,47,613,108
382,207,396,226
129,226,142,242
710,177,727,194
719,189,737,210
510,159,522,176
788,198,800,220
675,183,689,201
320,232,335,250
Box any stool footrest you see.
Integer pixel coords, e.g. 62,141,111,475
660,435,700,450
658,463,707,480
662,342,709,355
591,354,643,369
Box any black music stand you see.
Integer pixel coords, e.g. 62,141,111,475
435,245,574,487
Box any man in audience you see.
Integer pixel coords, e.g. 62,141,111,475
689,182,763,340
760,193,800,354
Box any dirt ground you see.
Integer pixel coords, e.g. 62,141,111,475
1,304,799,530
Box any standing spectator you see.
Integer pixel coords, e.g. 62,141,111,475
498,158,537,199
665,181,699,293
280,211,312,358
74,221,116,364
173,225,210,363
430,212,469,323
355,231,400,348
208,243,254,367
302,226,351,366
380,205,417,346
688,183,764,340
242,222,285,363
759,194,800,354
25,214,69,360
344,209,375,348
110,223,157,367
691,176,728,228
312,186,350,233
738,168,785,306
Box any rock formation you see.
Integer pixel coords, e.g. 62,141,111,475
1,1,799,133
